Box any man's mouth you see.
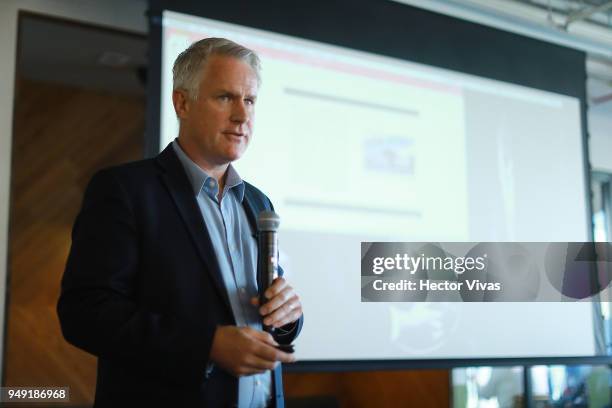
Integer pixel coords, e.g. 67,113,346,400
224,131,245,137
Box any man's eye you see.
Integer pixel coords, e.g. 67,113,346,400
218,95,230,101
245,98,255,105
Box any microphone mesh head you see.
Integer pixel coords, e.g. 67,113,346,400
257,210,280,232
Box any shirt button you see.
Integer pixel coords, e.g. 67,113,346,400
239,287,246,294
255,379,261,386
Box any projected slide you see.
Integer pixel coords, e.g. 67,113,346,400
161,11,593,362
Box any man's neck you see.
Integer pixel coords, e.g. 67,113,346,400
176,137,229,193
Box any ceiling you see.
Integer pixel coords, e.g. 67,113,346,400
398,0,612,114
18,14,147,96
508,0,612,113
17,1,612,113
514,0,612,31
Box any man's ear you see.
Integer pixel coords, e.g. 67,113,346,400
172,89,190,120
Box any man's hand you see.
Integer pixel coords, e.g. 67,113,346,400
209,326,296,377
251,277,303,328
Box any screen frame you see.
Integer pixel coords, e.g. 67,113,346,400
145,0,596,371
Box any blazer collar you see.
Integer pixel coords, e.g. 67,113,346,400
155,145,234,314
240,186,259,239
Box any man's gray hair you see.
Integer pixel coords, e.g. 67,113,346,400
172,37,261,100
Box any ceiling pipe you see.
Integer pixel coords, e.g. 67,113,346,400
563,1,612,29
394,0,612,59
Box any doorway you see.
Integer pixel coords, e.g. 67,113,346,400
3,12,146,406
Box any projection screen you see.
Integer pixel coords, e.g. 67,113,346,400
157,10,596,365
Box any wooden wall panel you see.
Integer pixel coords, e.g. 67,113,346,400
285,370,450,407
5,79,144,406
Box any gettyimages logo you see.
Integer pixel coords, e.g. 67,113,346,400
371,253,487,275
361,242,612,302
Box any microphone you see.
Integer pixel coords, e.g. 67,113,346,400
257,210,280,330
256,210,294,353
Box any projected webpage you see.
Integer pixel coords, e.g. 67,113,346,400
161,11,593,362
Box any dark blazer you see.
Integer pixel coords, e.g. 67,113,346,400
57,145,303,408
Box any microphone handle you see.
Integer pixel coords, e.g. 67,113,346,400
258,230,278,333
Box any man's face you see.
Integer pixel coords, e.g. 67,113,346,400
174,55,258,166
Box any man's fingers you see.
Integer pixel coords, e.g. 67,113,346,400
270,306,303,328
245,329,296,364
243,327,296,364
252,341,296,363
264,277,288,300
243,353,278,371
211,326,295,379
274,348,297,363
263,295,301,327
244,326,278,346
257,279,303,328
259,287,294,316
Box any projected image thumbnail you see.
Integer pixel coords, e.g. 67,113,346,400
364,136,415,176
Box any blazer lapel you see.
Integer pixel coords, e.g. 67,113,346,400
155,145,233,314
241,188,259,237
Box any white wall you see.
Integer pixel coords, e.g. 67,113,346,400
589,108,612,173
0,0,147,380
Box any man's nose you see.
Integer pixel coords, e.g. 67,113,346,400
230,100,248,123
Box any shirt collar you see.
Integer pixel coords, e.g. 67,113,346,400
171,139,245,202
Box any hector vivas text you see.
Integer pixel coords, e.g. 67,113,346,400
370,253,501,292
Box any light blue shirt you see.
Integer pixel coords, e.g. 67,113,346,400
172,140,271,408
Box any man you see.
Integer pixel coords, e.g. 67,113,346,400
57,38,303,408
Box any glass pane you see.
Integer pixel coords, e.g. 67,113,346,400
530,365,611,408
452,366,524,408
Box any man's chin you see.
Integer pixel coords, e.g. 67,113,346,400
223,150,246,163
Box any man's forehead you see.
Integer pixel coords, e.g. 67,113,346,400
200,55,258,84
